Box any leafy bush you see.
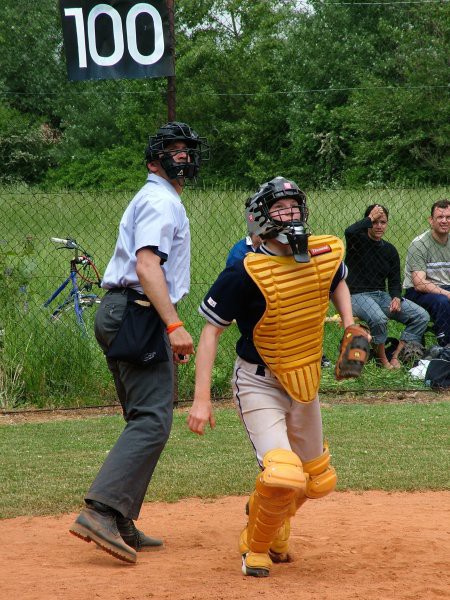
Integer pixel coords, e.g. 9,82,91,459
43,145,144,190
0,102,53,184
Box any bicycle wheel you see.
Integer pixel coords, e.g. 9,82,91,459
79,293,102,308
50,293,101,322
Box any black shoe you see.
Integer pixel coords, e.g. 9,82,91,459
424,345,443,360
69,501,137,563
321,354,332,368
116,515,163,551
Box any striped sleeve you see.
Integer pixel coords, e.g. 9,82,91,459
330,261,348,293
198,263,248,327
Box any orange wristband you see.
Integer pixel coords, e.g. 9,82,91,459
166,321,184,334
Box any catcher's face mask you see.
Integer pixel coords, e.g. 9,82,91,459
145,121,209,181
246,176,311,263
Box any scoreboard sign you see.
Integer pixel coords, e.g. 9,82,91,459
59,1,174,81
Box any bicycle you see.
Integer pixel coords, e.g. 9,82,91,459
43,237,103,333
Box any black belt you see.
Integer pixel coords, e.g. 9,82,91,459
107,287,149,302
255,364,266,377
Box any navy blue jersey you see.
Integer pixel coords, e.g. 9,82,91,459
199,245,347,364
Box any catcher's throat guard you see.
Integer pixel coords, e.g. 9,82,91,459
285,223,310,263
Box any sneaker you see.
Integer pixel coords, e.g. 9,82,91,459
424,345,443,360
242,551,272,577
69,502,137,563
239,525,291,565
321,354,332,368
116,515,163,551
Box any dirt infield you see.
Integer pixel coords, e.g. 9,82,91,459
1,491,449,600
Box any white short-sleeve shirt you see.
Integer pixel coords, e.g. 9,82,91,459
102,174,190,303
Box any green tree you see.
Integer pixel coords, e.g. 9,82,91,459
175,0,300,185
339,4,450,185
282,1,450,186
0,101,53,184
0,0,448,188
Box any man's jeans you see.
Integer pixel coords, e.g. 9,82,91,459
350,291,430,345
405,286,450,346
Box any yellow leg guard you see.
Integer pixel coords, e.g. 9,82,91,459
245,446,337,572
303,445,337,499
242,449,306,576
268,519,292,562
239,520,292,564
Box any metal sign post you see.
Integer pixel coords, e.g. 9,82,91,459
166,0,176,120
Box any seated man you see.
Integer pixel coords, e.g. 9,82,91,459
345,204,429,368
404,199,450,347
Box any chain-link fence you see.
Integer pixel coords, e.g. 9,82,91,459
0,185,448,409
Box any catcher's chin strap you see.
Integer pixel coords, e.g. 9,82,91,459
335,323,371,381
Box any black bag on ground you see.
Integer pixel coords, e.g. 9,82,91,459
425,350,450,389
385,337,399,362
106,294,168,367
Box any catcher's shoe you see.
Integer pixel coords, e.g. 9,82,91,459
239,524,292,564
116,515,163,551
242,551,272,577
69,504,137,564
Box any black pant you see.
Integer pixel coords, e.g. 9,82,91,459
86,290,174,520
405,286,450,346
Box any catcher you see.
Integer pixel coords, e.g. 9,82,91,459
187,176,370,577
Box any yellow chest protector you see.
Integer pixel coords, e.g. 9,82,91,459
244,235,344,403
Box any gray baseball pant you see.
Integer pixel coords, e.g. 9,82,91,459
86,289,174,520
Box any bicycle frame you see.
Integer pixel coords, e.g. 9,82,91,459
43,237,102,334
44,268,85,331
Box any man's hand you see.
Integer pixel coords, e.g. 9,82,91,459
168,326,194,356
187,399,216,435
368,205,385,222
389,297,401,313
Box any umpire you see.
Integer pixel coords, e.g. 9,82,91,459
69,122,208,563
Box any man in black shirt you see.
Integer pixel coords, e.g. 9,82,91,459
345,204,429,368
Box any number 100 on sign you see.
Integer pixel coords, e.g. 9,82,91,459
59,1,174,81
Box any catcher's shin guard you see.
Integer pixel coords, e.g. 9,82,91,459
239,519,292,565
242,449,306,577
303,445,337,499
268,518,292,563
264,446,337,564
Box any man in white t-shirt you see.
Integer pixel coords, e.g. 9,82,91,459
404,199,450,346
69,122,208,563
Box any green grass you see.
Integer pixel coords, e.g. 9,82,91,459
0,185,449,407
0,402,448,519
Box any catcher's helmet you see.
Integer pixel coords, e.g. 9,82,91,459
145,121,208,181
246,177,310,262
